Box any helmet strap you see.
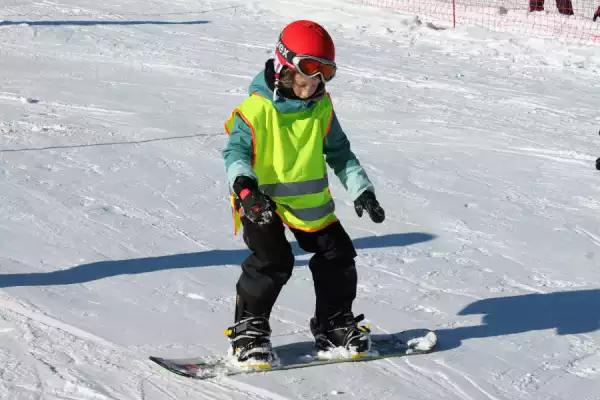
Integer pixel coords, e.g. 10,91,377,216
272,54,285,101
273,73,281,101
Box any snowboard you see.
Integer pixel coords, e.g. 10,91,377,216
149,329,437,379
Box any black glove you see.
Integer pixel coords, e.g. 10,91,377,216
354,191,385,223
233,176,277,225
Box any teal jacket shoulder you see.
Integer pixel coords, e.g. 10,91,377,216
222,67,375,200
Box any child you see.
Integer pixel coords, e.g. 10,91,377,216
223,20,385,366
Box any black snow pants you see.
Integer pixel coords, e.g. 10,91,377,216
235,214,358,322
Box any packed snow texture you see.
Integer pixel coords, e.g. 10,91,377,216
1,0,600,399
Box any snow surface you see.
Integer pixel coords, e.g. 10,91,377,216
1,0,600,399
358,0,600,44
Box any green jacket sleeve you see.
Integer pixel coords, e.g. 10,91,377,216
324,112,375,200
222,114,257,189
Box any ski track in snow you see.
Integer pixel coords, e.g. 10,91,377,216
1,0,600,399
0,293,295,400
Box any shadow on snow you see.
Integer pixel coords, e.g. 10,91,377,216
0,232,436,288
436,289,600,350
0,20,210,27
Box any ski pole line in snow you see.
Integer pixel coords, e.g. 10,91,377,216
0,133,217,153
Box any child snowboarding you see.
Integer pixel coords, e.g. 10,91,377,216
223,20,385,367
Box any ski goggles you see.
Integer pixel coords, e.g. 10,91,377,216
277,40,337,82
293,55,336,82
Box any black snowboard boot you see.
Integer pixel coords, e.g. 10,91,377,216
310,311,371,355
225,315,274,367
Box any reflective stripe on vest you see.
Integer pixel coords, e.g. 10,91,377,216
279,198,335,221
225,93,337,233
259,176,329,198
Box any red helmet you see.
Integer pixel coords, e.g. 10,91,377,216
274,20,336,83
276,20,335,66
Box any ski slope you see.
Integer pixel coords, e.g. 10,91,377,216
1,0,600,399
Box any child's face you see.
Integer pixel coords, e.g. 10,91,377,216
292,73,321,99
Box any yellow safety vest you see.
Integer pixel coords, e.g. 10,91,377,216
224,92,338,234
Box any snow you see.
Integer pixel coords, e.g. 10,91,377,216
1,0,600,398
359,0,600,41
